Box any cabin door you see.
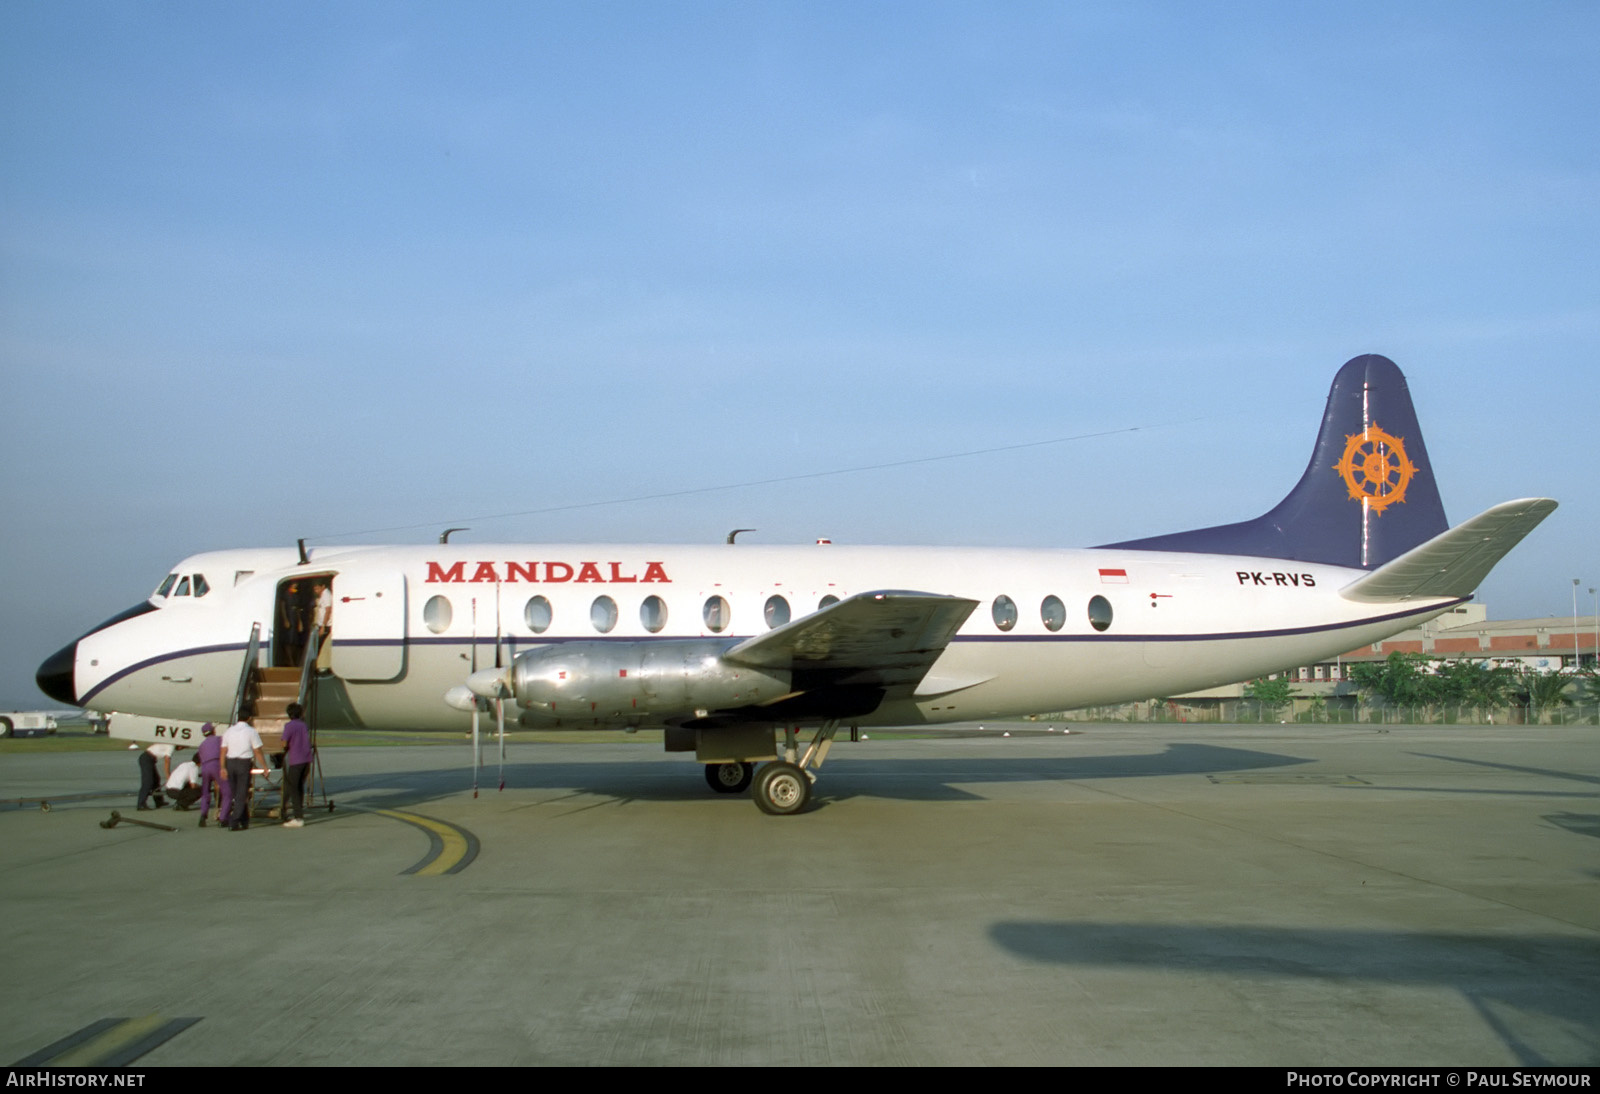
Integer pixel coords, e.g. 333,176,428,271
328,571,409,682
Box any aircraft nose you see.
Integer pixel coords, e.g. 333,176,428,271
36,641,78,706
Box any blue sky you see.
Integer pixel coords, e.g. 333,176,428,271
2,1,1596,706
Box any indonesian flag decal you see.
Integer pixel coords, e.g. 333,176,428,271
1098,568,1129,583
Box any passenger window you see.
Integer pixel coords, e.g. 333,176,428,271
174,576,192,597
192,574,210,598
1088,595,1113,633
818,595,840,610
992,595,1017,632
703,595,730,633
1041,595,1065,632
524,596,552,634
424,595,453,634
591,596,618,634
764,595,791,628
640,595,667,634
156,574,178,597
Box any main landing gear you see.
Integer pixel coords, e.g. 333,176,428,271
707,721,840,816
704,761,754,794
752,762,809,815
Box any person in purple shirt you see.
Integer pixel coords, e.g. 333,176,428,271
280,703,312,828
195,723,225,828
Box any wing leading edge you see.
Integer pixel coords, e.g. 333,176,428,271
723,590,979,689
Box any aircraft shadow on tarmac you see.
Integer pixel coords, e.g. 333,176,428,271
317,742,1315,810
1406,752,1600,789
989,922,1600,1066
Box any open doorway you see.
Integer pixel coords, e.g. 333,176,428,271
273,575,334,669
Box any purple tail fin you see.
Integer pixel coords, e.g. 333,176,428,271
1100,354,1449,569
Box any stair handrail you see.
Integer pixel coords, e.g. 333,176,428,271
230,622,262,724
297,626,320,709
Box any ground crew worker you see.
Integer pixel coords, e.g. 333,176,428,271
195,723,224,828
221,714,267,831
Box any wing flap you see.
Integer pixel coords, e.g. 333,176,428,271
723,590,978,687
1339,498,1557,603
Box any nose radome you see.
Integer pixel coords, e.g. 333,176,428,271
36,641,77,705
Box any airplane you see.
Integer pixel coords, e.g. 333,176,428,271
35,354,1556,814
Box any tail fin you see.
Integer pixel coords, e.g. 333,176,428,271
1101,354,1449,569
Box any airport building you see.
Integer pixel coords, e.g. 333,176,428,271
1049,606,1599,723
1294,604,1598,681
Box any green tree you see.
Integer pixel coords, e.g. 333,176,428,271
1578,669,1600,724
1244,675,1298,720
1436,659,1516,715
1348,652,1440,707
1517,670,1573,723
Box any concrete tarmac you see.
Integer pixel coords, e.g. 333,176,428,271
2,723,1597,1066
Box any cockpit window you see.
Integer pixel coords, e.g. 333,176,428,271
156,574,178,597
192,574,210,598
174,576,192,596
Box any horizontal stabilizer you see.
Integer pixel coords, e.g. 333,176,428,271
1339,498,1557,603
724,590,978,687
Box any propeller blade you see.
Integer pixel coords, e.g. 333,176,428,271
496,597,506,789
471,596,480,798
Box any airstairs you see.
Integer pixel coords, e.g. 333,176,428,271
229,624,328,818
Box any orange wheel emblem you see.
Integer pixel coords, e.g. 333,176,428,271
1334,422,1415,514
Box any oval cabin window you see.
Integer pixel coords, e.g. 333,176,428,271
1088,595,1113,633
1041,595,1065,632
703,595,731,633
992,595,1017,632
524,596,552,634
424,595,453,634
640,595,668,634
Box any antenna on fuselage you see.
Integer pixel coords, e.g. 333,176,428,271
297,539,310,565
726,528,756,544
440,527,469,544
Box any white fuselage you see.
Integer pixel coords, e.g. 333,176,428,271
73,541,1457,731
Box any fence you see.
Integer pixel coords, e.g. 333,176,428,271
1038,699,1600,726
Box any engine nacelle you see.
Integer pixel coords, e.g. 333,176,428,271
510,640,791,727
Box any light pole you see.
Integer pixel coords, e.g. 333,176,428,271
1574,579,1582,672
1591,587,1597,671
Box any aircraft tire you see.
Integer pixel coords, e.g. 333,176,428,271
705,762,754,794
752,762,810,815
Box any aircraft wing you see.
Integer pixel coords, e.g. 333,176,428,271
723,590,979,688
1339,497,1558,603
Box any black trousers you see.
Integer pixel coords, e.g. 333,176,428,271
283,762,309,821
225,758,253,827
137,753,165,808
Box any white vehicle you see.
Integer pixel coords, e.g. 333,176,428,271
0,711,58,738
36,355,1555,813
